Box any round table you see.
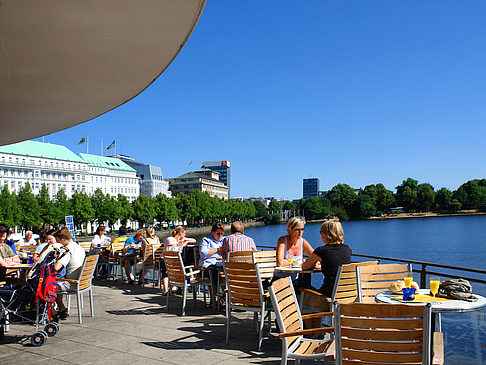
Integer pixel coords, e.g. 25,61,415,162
376,289,486,313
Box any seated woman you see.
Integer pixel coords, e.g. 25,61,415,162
91,225,110,253
302,219,352,310
165,226,196,252
275,217,314,288
122,229,145,284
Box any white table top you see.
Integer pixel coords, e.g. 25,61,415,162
376,289,486,313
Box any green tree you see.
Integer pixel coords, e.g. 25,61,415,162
91,189,110,226
53,189,70,224
37,184,55,226
453,179,486,209
326,184,359,217
0,186,17,227
252,200,268,221
268,199,281,213
17,182,40,228
435,187,453,211
70,191,94,232
375,184,395,214
117,194,133,225
175,193,198,225
282,200,295,211
395,178,419,212
358,195,377,218
154,194,179,224
105,195,121,230
302,197,323,220
132,194,155,227
416,183,435,212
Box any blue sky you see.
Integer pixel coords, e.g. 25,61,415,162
38,2,486,200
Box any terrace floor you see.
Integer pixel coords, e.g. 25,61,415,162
1,279,323,364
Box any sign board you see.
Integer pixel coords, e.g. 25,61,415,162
65,215,76,242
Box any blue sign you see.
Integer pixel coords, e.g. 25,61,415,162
65,215,76,242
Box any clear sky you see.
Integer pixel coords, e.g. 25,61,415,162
37,1,486,200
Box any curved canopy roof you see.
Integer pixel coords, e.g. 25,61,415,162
0,0,206,145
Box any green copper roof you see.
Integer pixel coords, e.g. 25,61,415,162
0,140,85,162
78,153,135,172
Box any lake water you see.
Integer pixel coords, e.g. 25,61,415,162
242,215,486,364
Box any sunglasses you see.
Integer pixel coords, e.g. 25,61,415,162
294,228,305,232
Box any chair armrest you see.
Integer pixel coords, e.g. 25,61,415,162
0,281,6,285
300,287,326,298
57,278,79,284
187,270,201,276
432,332,444,365
278,326,334,338
184,265,196,269
301,311,334,320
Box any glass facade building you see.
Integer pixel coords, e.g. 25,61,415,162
201,160,231,197
303,178,319,199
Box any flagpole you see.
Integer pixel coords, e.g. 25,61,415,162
86,134,89,154
101,137,103,156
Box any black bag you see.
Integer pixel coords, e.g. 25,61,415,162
436,278,477,302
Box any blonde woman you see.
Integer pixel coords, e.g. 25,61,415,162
275,217,314,284
165,226,195,252
302,220,351,297
137,226,160,285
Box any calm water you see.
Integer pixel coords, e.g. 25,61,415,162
243,216,486,364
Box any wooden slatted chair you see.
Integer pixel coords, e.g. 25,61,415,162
109,239,128,281
153,244,165,288
57,254,99,324
269,277,335,365
252,250,277,281
227,250,259,262
164,250,206,316
299,261,379,312
357,263,411,303
223,261,272,351
17,244,37,254
140,242,160,287
78,241,92,253
334,302,443,365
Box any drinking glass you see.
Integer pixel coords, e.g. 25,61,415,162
404,272,413,288
430,276,440,300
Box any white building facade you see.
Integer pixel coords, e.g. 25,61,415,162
0,141,139,201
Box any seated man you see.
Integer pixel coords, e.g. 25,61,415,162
53,227,86,320
18,230,36,246
199,222,225,305
122,229,145,284
220,221,257,260
0,224,20,268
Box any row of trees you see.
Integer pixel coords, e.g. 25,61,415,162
0,183,269,231
288,178,486,221
0,178,484,231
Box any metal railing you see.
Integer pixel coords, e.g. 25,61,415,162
352,253,486,289
257,245,486,288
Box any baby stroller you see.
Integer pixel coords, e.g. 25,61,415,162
0,245,67,346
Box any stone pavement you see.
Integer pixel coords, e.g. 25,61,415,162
0,279,289,364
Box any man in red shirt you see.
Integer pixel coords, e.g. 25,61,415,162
220,221,257,260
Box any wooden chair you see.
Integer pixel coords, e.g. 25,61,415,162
223,261,272,351
109,239,128,281
299,261,379,312
357,263,411,303
140,242,160,287
334,302,443,364
164,250,206,316
227,250,258,263
252,250,277,281
153,244,165,288
78,241,91,253
18,244,37,254
268,277,335,365
57,254,99,324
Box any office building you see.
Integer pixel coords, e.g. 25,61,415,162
303,178,320,199
118,156,171,198
0,140,139,201
167,169,229,200
201,161,231,196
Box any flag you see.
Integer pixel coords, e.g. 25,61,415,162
189,160,193,166
78,135,88,145
106,140,115,150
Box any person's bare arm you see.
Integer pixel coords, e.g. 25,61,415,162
303,239,314,258
302,252,321,270
276,236,289,267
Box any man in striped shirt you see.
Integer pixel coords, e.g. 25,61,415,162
220,221,256,260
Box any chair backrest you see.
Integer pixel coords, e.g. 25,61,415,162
19,244,38,254
153,244,165,262
142,242,159,266
79,254,99,291
357,263,411,303
332,261,379,304
164,250,186,286
223,261,265,308
334,302,431,364
227,250,258,263
252,250,276,280
110,238,128,257
268,277,304,348
78,241,91,253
